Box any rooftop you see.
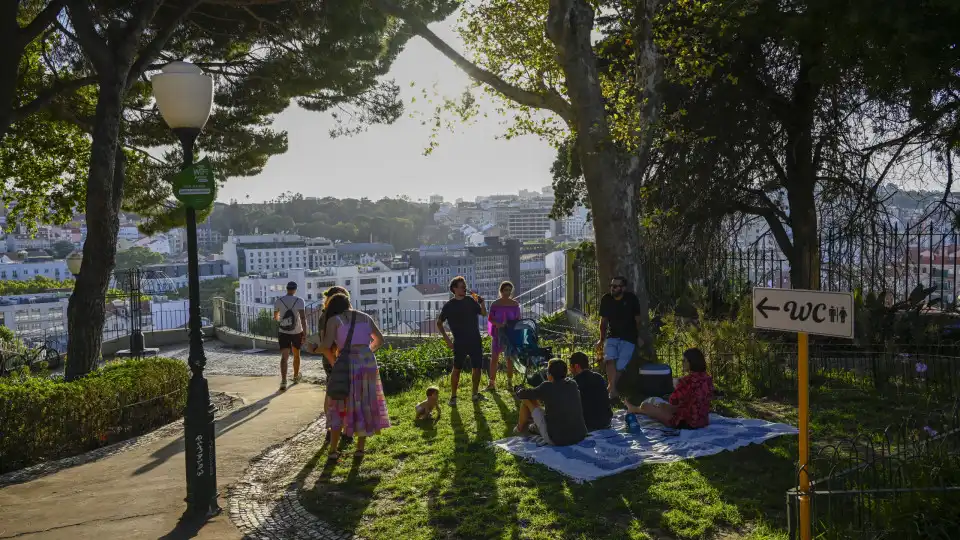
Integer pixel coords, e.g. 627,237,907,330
413,284,447,295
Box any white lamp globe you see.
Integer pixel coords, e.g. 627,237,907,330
66,251,83,275
151,61,214,130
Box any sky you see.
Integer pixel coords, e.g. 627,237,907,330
216,15,557,205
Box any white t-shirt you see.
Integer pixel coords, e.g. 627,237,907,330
274,295,305,334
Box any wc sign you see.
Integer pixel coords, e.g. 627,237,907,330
752,288,854,339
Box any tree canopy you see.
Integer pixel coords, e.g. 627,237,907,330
209,194,439,250
0,0,460,379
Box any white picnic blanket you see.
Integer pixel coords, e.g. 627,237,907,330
491,412,798,482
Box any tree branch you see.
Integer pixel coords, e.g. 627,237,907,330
19,0,65,46
375,0,572,123
10,75,96,123
127,0,206,90
64,0,111,74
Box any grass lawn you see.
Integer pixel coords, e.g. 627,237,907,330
298,375,941,540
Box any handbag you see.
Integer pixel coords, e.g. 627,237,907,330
326,312,357,400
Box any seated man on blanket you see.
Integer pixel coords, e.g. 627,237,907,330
626,347,713,429
514,359,588,446
570,351,613,431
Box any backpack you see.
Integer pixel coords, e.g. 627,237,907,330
278,296,298,332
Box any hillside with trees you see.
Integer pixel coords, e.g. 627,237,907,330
208,193,445,250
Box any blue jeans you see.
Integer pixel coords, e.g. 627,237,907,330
604,338,636,371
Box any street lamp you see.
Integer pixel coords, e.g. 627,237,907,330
152,61,220,518
66,251,83,277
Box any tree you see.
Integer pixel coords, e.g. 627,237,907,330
52,0,456,379
49,240,76,259
377,0,665,354
629,0,960,290
0,276,73,295
114,246,165,272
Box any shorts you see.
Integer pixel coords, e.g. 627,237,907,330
453,341,484,370
278,332,303,350
604,338,636,371
530,407,553,445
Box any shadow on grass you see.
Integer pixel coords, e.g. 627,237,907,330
423,402,519,539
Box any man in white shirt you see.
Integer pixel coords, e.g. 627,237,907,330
274,281,306,390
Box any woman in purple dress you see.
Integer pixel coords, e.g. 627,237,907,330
487,281,522,390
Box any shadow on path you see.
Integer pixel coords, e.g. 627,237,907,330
133,389,283,476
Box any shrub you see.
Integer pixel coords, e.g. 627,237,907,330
0,357,189,474
376,339,452,394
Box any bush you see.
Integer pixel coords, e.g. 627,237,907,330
376,339,452,394
0,357,189,474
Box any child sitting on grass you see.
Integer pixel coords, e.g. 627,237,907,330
415,387,441,421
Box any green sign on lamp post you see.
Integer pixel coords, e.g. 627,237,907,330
171,157,216,209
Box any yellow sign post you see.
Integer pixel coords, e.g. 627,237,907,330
752,287,854,540
797,331,811,540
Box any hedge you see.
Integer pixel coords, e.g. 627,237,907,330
376,339,453,394
0,357,189,474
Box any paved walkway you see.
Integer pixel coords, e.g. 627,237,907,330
0,375,325,540
159,343,329,381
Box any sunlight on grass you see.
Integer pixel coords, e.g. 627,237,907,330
300,376,800,539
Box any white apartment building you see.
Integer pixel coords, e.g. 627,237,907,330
0,293,69,337
221,234,338,277
0,294,192,347
396,284,449,334
236,262,418,332
0,256,70,281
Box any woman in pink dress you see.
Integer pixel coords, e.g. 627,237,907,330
316,293,391,461
487,281,522,390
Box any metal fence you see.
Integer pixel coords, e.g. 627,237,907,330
570,223,960,316
786,402,960,539
214,275,568,341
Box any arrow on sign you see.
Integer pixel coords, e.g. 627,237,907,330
755,297,780,319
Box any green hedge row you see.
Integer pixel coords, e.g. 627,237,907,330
0,357,189,474
373,338,491,394
376,339,454,394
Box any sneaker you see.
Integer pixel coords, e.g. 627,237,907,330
485,384,497,392
279,381,287,391
472,393,486,402
293,374,302,384
448,396,458,407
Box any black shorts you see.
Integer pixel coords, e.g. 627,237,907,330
453,341,484,370
278,332,303,350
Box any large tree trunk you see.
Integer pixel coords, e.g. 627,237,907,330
547,0,655,354
65,80,126,380
783,47,822,291
787,186,820,290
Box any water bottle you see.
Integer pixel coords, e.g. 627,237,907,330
625,413,641,433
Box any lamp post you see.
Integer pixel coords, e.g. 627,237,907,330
66,251,83,278
152,61,220,518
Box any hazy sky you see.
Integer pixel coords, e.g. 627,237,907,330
217,15,557,205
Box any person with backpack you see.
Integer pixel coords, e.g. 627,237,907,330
274,281,306,390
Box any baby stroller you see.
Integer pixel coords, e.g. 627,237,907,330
501,318,553,390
